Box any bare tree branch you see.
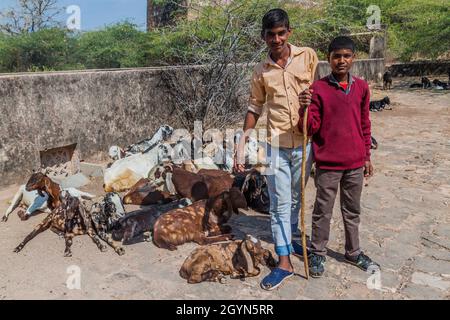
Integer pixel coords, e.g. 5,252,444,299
159,1,266,131
0,0,62,34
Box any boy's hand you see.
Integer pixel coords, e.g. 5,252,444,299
299,88,313,108
233,143,246,173
364,161,374,177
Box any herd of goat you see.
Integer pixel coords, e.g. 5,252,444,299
383,70,450,91
3,124,381,284
3,154,274,283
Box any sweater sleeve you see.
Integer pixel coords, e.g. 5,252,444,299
298,87,321,136
361,82,372,161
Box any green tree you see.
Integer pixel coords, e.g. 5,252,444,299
0,28,78,72
76,22,152,69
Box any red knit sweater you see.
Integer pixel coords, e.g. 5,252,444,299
299,75,371,170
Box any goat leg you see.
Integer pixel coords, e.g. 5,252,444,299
87,227,107,252
98,231,125,256
14,215,53,253
64,233,74,257
194,233,234,245
3,186,25,222
122,221,138,244
202,270,224,283
207,224,232,237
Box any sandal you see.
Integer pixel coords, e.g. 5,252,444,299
260,267,294,291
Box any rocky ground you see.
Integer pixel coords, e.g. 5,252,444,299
0,77,449,300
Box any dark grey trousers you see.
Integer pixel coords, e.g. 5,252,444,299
310,167,364,258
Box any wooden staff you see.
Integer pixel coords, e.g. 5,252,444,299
300,104,310,279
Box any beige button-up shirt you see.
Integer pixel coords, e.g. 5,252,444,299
248,44,318,148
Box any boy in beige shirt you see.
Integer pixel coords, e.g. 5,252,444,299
235,8,317,290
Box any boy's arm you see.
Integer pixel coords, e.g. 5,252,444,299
298,88,321,136
247,68,266,117
361,83,373,177
297,48,320,135
234,68,266,172
361,83,372,162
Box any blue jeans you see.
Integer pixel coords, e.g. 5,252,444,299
266,143,313,256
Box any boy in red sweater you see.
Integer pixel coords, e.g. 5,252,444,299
298,36,379,277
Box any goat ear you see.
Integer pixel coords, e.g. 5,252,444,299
40,167,49,175
245,236,256,253
240,239,255,275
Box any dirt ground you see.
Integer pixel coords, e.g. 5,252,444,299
0,76,449,300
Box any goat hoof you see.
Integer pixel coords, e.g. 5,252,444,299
2,216,7,222
13,246,22,253
219,277,228,284
116,247,125,256
64,251,72,257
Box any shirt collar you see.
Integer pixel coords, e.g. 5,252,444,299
264,44,307,68
328,72,354,86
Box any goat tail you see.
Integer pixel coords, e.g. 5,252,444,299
4,186,24,219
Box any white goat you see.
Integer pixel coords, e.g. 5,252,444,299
2,185,95,222
104,144,170,192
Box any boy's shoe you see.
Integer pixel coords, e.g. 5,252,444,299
260,267,294,291
345,252,380,272
308,253,326,278
292,240,310,257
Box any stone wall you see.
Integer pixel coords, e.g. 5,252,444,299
387,61,450,77
0,59,384,187
317,58,385,82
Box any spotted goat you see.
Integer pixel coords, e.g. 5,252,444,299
152,188,247,250
14,193,106,257
179,235,276,283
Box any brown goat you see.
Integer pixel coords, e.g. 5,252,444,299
14,193,106,257
169,166,235,201
122,178,177,205
152,188,247,250
179,235,276,283
25,172,62,209
128,164,236,205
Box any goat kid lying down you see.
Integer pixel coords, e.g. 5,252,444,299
122,178,177,205
88,192,127,255
152,188,247,251
14,193,106,257
2,173,95,222
111,198,192,244
149,164,235,202
179,235,276,284
369,96,391,112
